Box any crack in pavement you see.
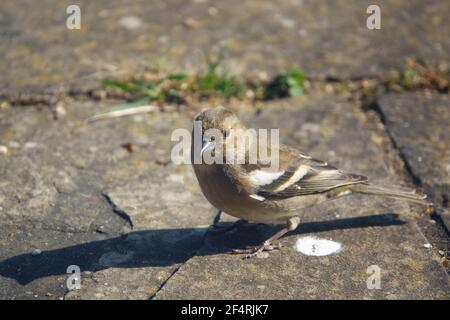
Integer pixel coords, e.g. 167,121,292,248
148,263,184,300
148,235,210,300
101,192,134,230
148,213,221,300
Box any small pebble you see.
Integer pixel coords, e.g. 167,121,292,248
31,189,42,197
119,16,142,30
0,101,11,110
24,142,37,149
324,84,335,94
8,141,20,149
89,146,98,153
208,7,218,16
423,243,432,249
438,250,445,256
98,9,110,18
280,18,296,29
54,104,66,120
158,35,169,44
245,89,255,99
183,17,200,29
31,248,42,256
121,142,137,153
91,89,107,100
155,159,170,166
361,79,374,89
0,145,8,155
257,71,269,82
72,158,87,169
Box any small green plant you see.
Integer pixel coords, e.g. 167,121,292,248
102,74,188,110
388,57,449,93
101,61,306,113
102,79,149,94
264,67,305,100
195,61,244,98
399,66,418,90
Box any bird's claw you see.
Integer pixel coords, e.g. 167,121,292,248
231,241,282,259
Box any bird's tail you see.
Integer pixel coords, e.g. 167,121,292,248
349,183,430,206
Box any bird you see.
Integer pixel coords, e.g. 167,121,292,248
191,106,429,258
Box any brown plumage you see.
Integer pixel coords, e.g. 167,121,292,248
191,106,429,258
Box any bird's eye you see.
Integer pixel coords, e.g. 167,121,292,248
210,136,216,142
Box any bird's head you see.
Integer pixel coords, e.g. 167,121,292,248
194,106,243,133
193,106,248,162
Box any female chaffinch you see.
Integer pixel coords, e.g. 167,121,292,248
191,107,428,258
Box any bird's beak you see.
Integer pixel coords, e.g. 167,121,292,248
201,139,211,156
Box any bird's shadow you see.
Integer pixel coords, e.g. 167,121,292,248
0,213,404,285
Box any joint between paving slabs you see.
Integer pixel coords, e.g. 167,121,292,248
356,94,450,265
2,71,448,108
362,97,449,217
148,263,183,300
148,211,226,299
148,230,212,300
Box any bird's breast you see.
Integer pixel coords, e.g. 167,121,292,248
192,163,294,223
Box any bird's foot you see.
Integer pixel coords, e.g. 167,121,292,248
231,240,282,259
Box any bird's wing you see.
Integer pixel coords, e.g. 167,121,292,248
233,144,367,200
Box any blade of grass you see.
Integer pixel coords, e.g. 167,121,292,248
108,97,151,112
102,79,142,93
85,104,159,123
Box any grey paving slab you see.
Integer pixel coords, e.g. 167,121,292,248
0,225,206,300
0,225,107,300
0,102,214,232
1,0,449,95
378,93,450,232
153,97,450,299
0,96,448,299
0,101,216,299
